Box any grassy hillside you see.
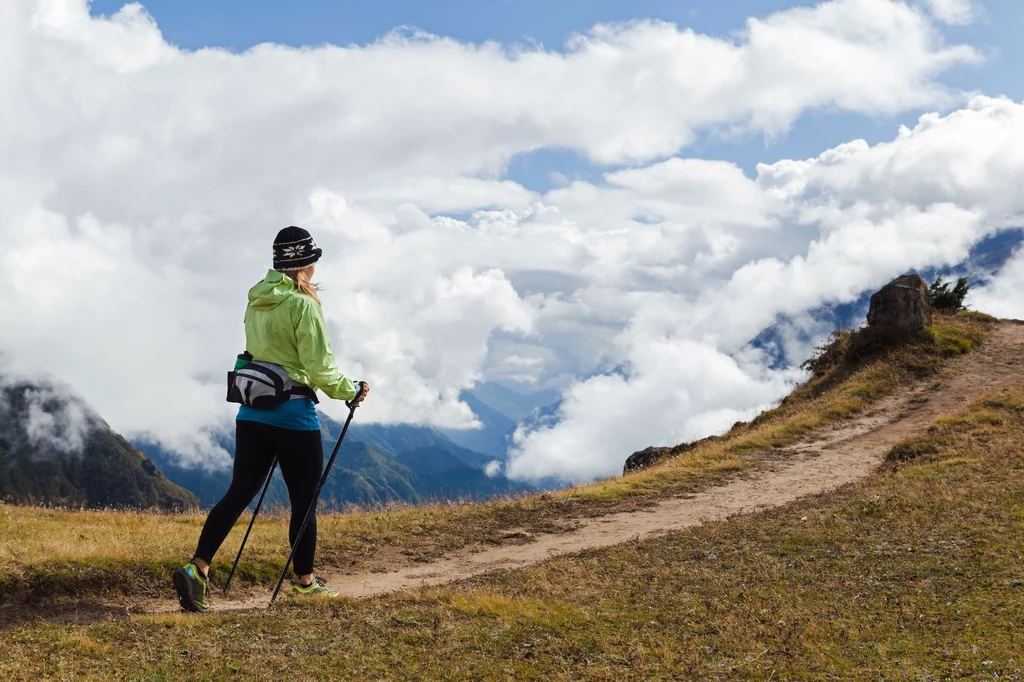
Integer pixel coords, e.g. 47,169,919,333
1,315,1021,679
0,312,994,606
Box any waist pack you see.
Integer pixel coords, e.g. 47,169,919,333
227,353,319,409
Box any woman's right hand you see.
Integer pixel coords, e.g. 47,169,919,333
347,381,370,408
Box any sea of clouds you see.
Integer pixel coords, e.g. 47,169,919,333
1,0,1021,481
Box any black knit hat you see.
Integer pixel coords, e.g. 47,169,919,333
273,226,323,272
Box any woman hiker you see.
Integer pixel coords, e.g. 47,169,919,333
173,226,369,613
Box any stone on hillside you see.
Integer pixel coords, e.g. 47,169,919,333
623,435,719,475
623,446,671,475
866,274,932,338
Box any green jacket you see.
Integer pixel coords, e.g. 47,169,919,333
244,269,358,402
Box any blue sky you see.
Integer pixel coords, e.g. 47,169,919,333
88,0,1024,192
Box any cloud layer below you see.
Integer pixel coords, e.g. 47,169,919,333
1,0,1018,481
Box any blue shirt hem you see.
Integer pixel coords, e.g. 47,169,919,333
237,398,320,431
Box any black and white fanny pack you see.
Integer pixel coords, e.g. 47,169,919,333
227,359,318,409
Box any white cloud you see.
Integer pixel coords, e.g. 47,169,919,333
507,339,801,482
0,0,1012,477
968,246,1024,319
920,0,978,25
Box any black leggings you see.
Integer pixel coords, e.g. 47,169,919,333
195,421,324,577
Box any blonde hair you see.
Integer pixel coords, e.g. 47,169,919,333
287,267,321,305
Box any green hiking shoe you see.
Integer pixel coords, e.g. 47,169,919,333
290,576,338,598
173,562,210,613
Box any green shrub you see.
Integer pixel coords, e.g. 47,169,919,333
929,276,970,312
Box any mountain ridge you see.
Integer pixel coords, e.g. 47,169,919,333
0,377,197,510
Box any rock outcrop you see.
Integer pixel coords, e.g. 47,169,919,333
866,274,932,338
623,446,672,474
623,436,719,475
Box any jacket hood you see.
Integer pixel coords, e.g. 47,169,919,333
248,269,298,310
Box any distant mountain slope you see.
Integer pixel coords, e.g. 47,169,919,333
442,391,517,459
133,442,234,507
351,422,495,470
516,399,562,433
327,441,421,506
395,446,531,501
395,445,468,475
465,382,560,422
441,382,560,461
137,411,523,508
349,423,460,460
0,379,197,510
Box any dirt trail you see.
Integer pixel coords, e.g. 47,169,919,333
176,322,1024,613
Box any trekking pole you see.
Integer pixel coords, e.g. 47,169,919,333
223,457,278,595
269,401,359,606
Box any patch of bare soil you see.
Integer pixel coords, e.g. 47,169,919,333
121,321,1024,614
